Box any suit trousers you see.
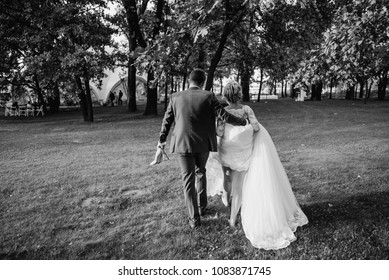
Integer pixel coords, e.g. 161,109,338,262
177,152,209,223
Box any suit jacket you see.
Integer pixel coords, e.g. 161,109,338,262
159,87,247,154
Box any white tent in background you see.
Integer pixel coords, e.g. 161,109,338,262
295,90,307,102
89,68,147,105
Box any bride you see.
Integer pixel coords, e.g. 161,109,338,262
207,81,308,250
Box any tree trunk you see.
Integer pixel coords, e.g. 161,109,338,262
240,13,254,102
205,22,231,91
49,82,61,113
127,60,137,112
311,81,323,101
122,0,147,113
164,77,168,111
241,65,251,102
171,74,174,93
219,77,223,95
364,80,370,104
143,68,158,115
329,78,333,99
368,79,373,97
281,80,284,97
75,75,88,121
268,81,273,95
205,3,246,91
33,74,47,113
256,69,263,102
378,71,388,100
345,85,355,100
317,81,323,100
181,52,191,91
378,76,383,100
126,43,137,112
290,82,298,99
83,66,94,122
197,42,206,69
143,0,163,115
182,73,187,91
273,80,277,95
358,79,364,99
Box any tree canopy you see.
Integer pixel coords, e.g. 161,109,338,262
1,0,388,121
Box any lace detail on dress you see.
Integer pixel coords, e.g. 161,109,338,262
247,208,308,250
288,208,309,232
225,106,248,117
226,105,260,131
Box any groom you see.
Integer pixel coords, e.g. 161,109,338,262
154,69,248,229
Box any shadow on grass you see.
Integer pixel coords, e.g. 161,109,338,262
303,190,389,226
187,190,389,260
294,190,389,259
1,191,388,260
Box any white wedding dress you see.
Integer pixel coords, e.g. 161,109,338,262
207,105,308,250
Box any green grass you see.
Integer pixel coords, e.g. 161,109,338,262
0,99,388,259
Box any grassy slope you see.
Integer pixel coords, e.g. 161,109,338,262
0,99,388,260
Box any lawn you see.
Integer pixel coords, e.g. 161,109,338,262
0,99,388,260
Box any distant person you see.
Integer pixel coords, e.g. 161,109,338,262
12,101,19,109
109,91,115,107
118,90,123,106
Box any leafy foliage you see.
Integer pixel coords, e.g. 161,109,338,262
297,0,389,98
0,0,115,119
2,0,388,112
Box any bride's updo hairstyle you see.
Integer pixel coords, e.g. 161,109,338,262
222,80,242,104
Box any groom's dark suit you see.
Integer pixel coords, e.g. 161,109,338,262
159,86,246,226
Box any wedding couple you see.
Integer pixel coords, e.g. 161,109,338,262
151,69,308,250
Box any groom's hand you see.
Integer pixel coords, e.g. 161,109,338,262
157,141,166,149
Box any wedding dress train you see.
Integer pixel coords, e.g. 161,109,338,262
207,122,308,250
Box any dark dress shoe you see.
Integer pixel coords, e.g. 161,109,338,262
199,208,207,217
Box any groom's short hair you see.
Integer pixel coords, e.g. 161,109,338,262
189,69,206,86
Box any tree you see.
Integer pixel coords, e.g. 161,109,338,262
207,0,332,102
117,0,334,108
232,13,256,101
303,0,389,100
0,0,55,112
114,0,147,113
261,0,336,101
0,0,115,121
143,0,165,116
202,0,249,91
46,1,114,121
